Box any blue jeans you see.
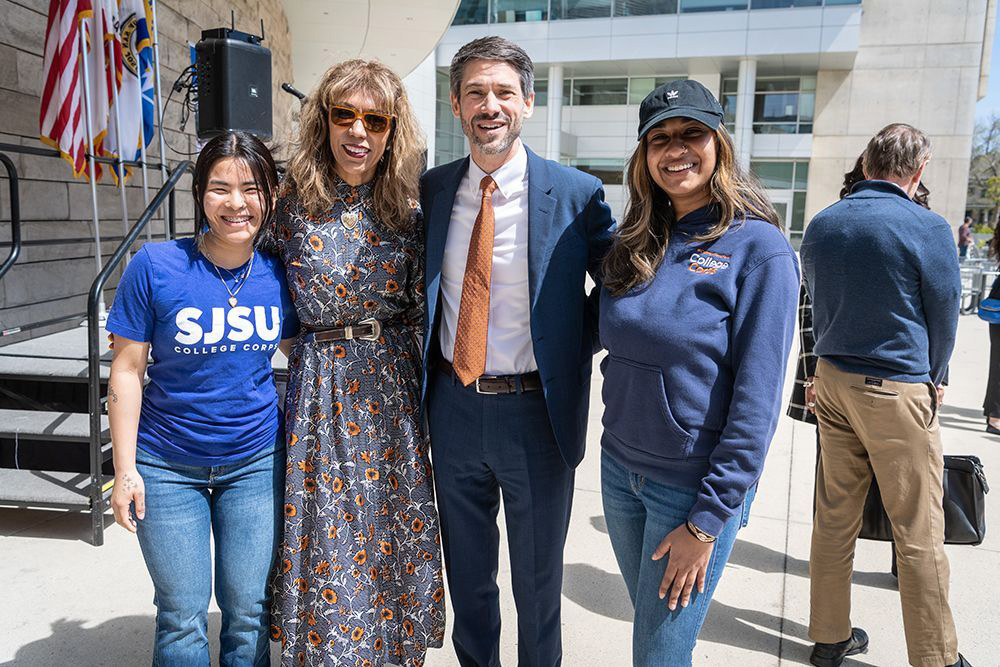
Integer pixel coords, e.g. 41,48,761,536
134,444,283,667
601,450,754,667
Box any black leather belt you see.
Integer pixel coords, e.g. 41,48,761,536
306,318,381,342
437,358,542,395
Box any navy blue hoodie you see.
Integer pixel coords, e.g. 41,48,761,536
800,180,960,385
600,206,799,537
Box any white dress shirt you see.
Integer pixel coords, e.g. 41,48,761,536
439,143,537,375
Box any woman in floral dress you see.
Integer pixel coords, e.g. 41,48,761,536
270,59,445,667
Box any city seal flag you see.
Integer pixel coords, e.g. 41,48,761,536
105,0,155,170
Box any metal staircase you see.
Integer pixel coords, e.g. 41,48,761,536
0,143,192,546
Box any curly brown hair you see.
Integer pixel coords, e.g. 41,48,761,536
602,123,779,295
282,59,424,231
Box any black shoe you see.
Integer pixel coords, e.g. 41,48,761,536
810,627,869,667
986,423,1000,436
946,655,971,667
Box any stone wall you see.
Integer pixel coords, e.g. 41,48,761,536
806,0,994,230
0,0,295,343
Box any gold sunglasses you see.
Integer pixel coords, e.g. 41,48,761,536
328,105,394,134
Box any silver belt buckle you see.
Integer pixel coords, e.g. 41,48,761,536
357,318,382,341
474,375,504,395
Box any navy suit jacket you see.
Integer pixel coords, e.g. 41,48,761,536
420,146,615,468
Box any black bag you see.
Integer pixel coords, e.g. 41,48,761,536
859,455,990,546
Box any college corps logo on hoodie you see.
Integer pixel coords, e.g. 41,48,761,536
688,249,731,275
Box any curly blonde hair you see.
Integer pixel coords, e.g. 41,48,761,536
283,59,424,231
603,124,779,295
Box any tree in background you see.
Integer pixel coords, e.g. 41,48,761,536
970,114,1000,227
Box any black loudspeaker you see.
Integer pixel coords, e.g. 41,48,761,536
195,28,272,140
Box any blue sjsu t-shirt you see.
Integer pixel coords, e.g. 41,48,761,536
107,238,299,466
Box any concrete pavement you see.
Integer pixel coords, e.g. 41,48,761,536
2,313,997,666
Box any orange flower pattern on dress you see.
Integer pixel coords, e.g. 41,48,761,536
270,179,443,667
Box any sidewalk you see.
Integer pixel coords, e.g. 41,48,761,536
2,314,997,666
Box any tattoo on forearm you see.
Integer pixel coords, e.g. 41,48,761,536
109,385,118,403
121,473,137,492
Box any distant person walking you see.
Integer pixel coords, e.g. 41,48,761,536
958,216,973,258
983,224,1000,435
801,123,970,667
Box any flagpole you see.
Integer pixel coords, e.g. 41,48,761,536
78,18,106,318
137,89,150,242
149,0,170,240
106,29,131,265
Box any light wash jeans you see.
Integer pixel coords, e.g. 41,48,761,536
134,443,283,667
601,450,754,667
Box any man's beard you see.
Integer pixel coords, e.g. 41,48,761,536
462,112,523,155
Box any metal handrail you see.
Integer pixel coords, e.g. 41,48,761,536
85,160,192,546
0,141,165,171
0,152,22,281
0,141,170,286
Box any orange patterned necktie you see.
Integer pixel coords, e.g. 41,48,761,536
452,175,498,386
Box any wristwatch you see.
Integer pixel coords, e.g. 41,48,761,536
686,520,717,543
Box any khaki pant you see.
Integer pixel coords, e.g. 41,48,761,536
809,359,959,667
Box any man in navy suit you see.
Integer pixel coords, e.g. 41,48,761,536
420,36,615,667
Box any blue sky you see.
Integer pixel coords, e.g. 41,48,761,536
976,24,1000,124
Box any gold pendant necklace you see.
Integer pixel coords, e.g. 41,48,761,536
333,188,367,230
340,210,360,229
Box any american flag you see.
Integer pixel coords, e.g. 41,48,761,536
39,0,95,178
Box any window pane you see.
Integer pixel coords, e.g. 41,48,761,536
791,191,807,231
755,93,799,123
493,0,548,22
722,93,737,126
535,79,548,106
756,78,799,92
629,77,656,104
615,0,678,15
751,161,794,189
572,78,628,105
452,0,490,24
800,76,817,91
751,0,821,7
824,0,861,4
571,158,625,184
798,92,814,121
722,78,739,94
754,123,797,134
798,122,813,133
794,161,809,190
553,0,614,18
680,0,747,11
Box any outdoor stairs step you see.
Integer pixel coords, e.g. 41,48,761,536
0,355,110,382
0,469,111,509
0,408,110,443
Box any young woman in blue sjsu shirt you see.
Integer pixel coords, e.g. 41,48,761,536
107,132,298,665
599,80,799,665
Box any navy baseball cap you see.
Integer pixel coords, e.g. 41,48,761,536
637,79,725,140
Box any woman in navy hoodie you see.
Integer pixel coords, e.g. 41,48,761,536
599,80,799,665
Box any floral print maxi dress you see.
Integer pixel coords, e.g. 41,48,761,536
271,179,445,667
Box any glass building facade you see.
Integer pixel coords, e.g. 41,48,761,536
451,0,858,24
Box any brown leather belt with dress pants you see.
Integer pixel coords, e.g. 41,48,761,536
436,358,542,395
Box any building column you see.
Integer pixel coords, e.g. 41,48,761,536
734,58,756,169
546,64,564,161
